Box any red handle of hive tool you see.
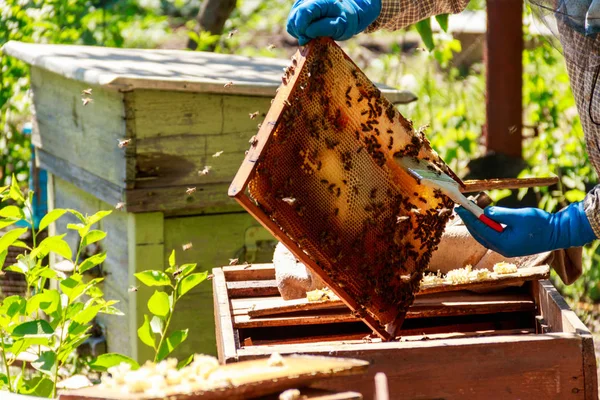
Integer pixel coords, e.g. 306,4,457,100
479,214,504,233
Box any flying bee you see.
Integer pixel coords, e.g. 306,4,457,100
229,258,239,266
186,187,197,195
82,97,93,106
267,43,276,51
117,139,131,148
212,150,224,158
199,166,212,176
115,202,125,210
249,111,259,120
249,135,259,146
227,29,238,39
81,88,92,96
182,242,193,251
224,81,234,88
128,286,138,293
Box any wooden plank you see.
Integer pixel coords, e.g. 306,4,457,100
227,280,282,298
461,177,558,193
419,265,550,295
30,67,127,187
125,182,242,214
244,291,534,319
37,147,124,208
234,310,356,329
223,264,277,281
259,389,362,400
4,41,415,104
237,334,586,399
128,212,164,362
213,268,239,364
534,280,598,399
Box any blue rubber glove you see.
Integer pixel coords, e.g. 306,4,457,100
455,201,597,258
286,0,381,45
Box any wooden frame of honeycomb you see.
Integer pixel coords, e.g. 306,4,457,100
229,38,463,340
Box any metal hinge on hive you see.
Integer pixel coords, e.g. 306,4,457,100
229,38,461,340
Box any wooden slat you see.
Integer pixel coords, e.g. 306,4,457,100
213,268,239,363
227,280,280,298
237,335,586,399
244,291,535,319
234,310,357,329
534,279,598,400
223,264,277,281
461,177,558,193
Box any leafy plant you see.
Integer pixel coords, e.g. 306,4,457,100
0,178,128,398
135,250,207,364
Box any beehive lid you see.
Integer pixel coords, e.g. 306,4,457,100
2,41,415,103
229,38,462,340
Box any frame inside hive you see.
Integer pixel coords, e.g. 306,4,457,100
229,38,462,340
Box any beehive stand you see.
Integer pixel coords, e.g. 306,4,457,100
229,38,464,340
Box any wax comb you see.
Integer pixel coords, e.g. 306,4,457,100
229,38,462,340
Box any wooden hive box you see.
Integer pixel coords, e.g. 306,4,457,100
2,41,415,361
213,264,598,399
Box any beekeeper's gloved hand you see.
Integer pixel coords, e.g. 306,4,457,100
455,202,596,258
557,0,600,35
286,0,381,45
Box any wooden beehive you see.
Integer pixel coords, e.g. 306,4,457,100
3,41,415,360
213,264,598,400
230,38,461,339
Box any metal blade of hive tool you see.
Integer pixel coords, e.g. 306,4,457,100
229,38,458,341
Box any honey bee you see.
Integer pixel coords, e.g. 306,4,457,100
115,202,125,210
224,81,234,88
81,88,92,96
182,242,193,251
282,197,296,205
207,274,215,280
212,151,224,158
249,135,259,146
229,258,239,266
267,43,276,50
397,216,410,224
199,166,212,176
82,97,93,106
227,29,238,39
117,139,131,148
186,187,197,195
249,111,259,120
128,286,138,293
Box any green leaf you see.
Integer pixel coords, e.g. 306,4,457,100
11,240,31,249
87,210,112,226
148,290,170,317
177,354,194,370
13,320,54,338
157,329,188,361
79,252,107,274
435,14,449,32
89,353,139,372
26,290,60,315
0,250,6,271
31,351,57,377
0,219,18,230
1,295,27,319
65,302,85,320
0,227,28,253
0,205,25,219
72,303,103,324
9,176,24,202
21,376,54,397
68,209,86,223
416,19,435,51
101,305,124,316
177,272,208,297
60,274,86,301
31,234,72,260
83,230,107,247
150,315,164,334
175,263,197,279
135,270,172,287
67,223,85,232
168,249,176,268
137,315,156,349
38,209,67,232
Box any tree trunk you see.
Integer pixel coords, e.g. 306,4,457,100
187,0,237,50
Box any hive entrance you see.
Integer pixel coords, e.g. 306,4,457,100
229,38,461,340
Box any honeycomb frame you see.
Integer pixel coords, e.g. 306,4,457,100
229,38,462,340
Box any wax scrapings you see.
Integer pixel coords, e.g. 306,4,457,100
280,389,301,400
420,265,492,288
307,287,339,302
101,355,225,395
493,262,518,274
267,352,285,367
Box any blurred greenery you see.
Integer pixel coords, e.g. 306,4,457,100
0,0,598,304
